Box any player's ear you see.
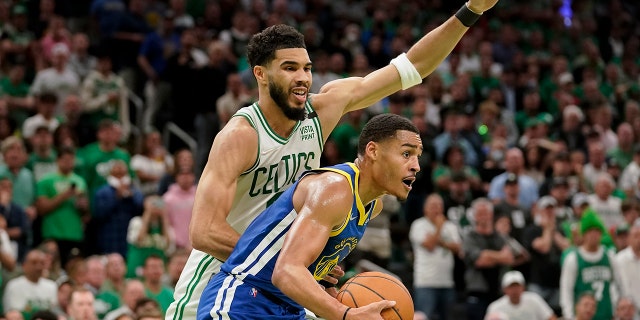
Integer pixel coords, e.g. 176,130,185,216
254,66,267,85
365,141,379,160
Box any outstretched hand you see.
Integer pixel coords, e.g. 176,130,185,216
347,300,396,320
466,0,499,14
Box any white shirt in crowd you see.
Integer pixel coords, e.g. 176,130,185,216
2,275,58,313
587,194,623,229
620,161,640,195
615,246,640,312
409,217,461,288
486,291,554,320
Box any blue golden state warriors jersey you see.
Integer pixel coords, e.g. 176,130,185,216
218,162,378,308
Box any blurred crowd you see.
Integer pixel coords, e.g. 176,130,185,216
0,0,636,320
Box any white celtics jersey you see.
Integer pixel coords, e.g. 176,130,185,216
167,101,323,320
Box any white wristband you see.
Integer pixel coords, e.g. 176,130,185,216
390,53,422,90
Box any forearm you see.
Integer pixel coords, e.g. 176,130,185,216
273,264,346,320
36,195,68,215
190,220,240,261
532,229,554,254
407,15,470,78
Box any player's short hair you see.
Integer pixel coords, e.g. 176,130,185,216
247,24,306,68
357,114,419,156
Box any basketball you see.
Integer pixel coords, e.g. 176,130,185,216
336,271,414,320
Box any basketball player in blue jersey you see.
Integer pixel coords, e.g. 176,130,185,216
168,0,499,318
197,114,422,320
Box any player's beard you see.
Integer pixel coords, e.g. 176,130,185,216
269,79,307,121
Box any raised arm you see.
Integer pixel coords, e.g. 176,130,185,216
273,173,394,320
189,117,258,261
312,0,499,130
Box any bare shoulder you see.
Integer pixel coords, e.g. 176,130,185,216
206,116,258,173
295,171,354,212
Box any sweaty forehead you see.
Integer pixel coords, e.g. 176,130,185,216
394,130,423,149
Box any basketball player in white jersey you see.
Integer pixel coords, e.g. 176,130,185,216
167,1,499,318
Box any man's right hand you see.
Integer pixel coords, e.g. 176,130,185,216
347,300,396,320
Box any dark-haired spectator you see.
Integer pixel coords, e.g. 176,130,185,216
494,173,530,242
162,166,194,251
80,51,130,141
125,195,172,278
434,107,479,168
35,146,88,266
93,159,143,258
26,126,57,182
3,249,57,319
133,297,162,319
130,131,172,197
22,93,59,140
523,196,570,315
78,119,131,199
30,309,59,320
1,65,32,128
156,148,194,196
216,72,252,127
488,147,539,209
539,151,574,196
29,43,80,116
141,255,173,313
432,144,482,194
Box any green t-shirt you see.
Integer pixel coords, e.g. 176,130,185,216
36,172,87,241
78,142,132,198
331,123,362,163
95,290,120,319
607,148,633,169
126,223,166,278
145,286,174,313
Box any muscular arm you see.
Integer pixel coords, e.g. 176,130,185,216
189,117,258,261
273,174,393,320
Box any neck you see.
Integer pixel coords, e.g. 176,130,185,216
256,100,297,138
509,296,520,305
146,280,161,292
354,159,382,204
584,243,600,253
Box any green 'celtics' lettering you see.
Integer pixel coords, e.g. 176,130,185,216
249,152,316,197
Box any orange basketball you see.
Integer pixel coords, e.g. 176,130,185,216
336,271,414,320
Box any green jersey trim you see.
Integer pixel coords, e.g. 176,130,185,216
172,255,216,320
233,109,261,176
252,104,302,145
305,99,324,151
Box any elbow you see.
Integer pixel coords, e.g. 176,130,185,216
272,264,294,293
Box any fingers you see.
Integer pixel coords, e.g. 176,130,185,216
329,265,345,278
371,299,396,312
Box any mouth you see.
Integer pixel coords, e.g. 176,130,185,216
292,87,307,103
402,177,415,190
